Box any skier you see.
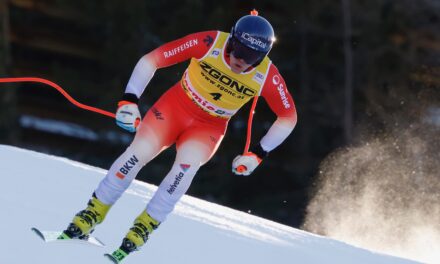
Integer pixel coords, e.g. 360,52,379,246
61,11,297,262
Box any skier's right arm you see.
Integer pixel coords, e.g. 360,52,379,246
125,30,217,98
116,31,218,132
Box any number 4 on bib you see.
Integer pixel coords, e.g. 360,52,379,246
209,92,222,101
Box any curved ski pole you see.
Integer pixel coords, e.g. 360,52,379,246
235,8,263,174
0,77,116,119
236,95,259,173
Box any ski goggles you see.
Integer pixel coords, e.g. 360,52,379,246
229,37,266,65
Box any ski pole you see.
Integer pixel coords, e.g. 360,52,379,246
235,8,262,174
1,77,258,173
0,77,115,119
236,95,259,173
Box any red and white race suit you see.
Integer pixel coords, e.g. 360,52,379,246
95,31,297,222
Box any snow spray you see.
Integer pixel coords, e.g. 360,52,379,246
302,88,440,263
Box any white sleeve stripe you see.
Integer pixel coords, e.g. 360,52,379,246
125,56,157,97
260,117,296,152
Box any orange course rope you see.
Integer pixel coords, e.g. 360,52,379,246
0,77,115,119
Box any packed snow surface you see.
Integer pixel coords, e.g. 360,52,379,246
0,145,418,264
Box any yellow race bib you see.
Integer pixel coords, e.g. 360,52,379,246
181,31,271,118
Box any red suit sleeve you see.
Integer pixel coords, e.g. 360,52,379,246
147,31,218,68
261,64,297,120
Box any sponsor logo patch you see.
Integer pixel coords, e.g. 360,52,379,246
167,164,191,195
180,164,191,172
272,75,281,85
277,85,291,109
252,71,265,84
241,32,267,49
199,61,257,97
272,74,291,109
182,72,236,117
210,48,221,58
116,172,125,180
203,35,214,47
116,155,139,180
163,39,198,59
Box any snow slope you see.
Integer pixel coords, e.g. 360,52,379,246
0,145,419,264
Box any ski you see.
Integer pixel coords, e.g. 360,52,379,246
104,249,129,263
31,227,105,247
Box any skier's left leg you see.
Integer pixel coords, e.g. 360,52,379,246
117,123,226,254
62,91,182,240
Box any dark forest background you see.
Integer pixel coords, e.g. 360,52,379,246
0,0,439,228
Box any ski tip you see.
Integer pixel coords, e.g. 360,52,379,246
31,227,105,247
93,236,106,247
31,227,45,240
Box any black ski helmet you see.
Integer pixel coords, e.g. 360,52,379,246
227,10,275,65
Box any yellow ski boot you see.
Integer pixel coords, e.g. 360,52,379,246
123,210,160,251
105,210,160,262
60,193,111,239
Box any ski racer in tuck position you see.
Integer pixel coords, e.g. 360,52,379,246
61,11,297,262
